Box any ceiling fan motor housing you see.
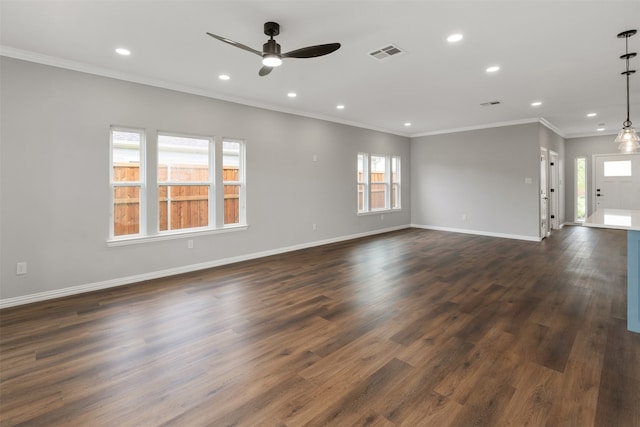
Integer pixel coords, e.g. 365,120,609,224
263,39,281,56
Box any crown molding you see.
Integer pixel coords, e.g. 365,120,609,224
409,118,541,138
0,46,410,138
538,117,566,138
564,130,618,139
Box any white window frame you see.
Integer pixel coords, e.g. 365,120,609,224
357,153,369,213
157,132,215,234
357,153,401,215
109,126,146,239
222,138,247,226
370,154,389,211
108,129,249,247
391,155,401,210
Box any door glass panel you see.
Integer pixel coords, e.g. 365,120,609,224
604,160,631,177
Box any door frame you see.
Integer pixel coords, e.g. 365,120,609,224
549,150,560,230
540,147,549,239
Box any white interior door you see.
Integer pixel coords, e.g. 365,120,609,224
540,148,548,238
594,154,640,210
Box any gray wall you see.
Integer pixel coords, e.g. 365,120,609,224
0,57,411,303
410,123,543,240
564,134,620,222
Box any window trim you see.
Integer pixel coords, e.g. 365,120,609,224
357,152,401,215
108,128,249,245
106,224,249,247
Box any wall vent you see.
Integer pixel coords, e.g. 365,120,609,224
369,44,406,61
480,101,501,106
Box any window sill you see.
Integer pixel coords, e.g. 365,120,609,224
357,208,402,217
107,224,249,247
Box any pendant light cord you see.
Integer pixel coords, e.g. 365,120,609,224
625,35,631,126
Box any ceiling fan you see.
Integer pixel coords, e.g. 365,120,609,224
206,22,341,76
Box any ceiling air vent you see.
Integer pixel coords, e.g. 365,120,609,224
480,101,501,106
369,44,406,61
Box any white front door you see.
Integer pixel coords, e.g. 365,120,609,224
540,148,548,239
594,154,640,210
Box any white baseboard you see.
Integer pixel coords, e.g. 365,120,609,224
562,222,581,227
0,225,410,309
410,223,541,242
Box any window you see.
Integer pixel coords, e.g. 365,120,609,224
575,157,586,222
603,160,632,177
357,153,401,213
391,156,401,209
110,128,145,237
222,139,245,225
109,128,247,243
357,153,368,213
158,133,213,232
370,155,388,210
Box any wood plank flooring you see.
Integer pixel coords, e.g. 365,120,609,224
1,226,639,426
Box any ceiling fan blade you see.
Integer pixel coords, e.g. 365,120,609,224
206,32,262,56
282,43,341,59
259,66,273,76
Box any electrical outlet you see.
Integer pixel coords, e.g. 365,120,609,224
187,239,194,249
312,223,317,231
16,262,27,275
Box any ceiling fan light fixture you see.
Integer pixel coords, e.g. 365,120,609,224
262,55,282,67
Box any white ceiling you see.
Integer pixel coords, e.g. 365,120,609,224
1,0,639,138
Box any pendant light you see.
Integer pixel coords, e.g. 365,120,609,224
614,30,640,153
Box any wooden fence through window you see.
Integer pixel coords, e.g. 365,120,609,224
357,172,397,210
113,164,239,236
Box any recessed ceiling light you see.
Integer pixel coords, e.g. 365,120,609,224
404,122,412,127
597,127,605,131
531,101,542,107
486,65,500,73
218,74,230,81
336,104,345,110
587,112,597,117
447,34,463,43
287,92,297,98
115,48,131,56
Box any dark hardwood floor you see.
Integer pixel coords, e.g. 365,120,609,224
1,226,639,426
